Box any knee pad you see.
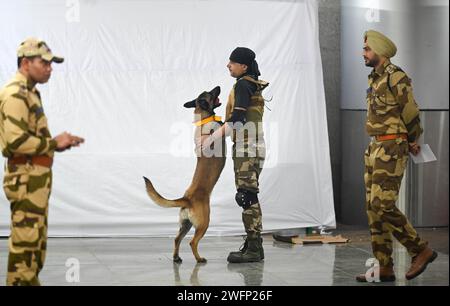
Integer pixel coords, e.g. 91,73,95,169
235,189,259,210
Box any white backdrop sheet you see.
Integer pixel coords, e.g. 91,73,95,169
0,0,335,237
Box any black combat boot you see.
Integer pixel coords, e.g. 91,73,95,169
228,236,264,260
227,236,264,263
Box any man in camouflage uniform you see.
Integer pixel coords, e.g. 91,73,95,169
0,38,84,286
356,30,437,282
201,47,268,263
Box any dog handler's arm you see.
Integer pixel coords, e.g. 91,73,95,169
206,123,233,145
202,79,255,149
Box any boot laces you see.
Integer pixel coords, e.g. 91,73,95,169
239,236,248,252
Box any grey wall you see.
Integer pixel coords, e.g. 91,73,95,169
318,0,449,226
318,0,342,221
339,0,449,226
406,112,449,227
341,0,449,110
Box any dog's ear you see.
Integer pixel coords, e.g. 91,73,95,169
183,99,196,109
211,86,221,109
210,86,221,96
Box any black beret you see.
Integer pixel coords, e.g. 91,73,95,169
229,47,256,66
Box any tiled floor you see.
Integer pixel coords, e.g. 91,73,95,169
0,228,448,286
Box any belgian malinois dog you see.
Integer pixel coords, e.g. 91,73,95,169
143,86,226,263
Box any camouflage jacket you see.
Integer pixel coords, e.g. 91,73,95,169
366,60,423,142
0,72,56,158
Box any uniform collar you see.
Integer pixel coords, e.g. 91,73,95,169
15,71,37,91
374,59,391,76
237,73,258,81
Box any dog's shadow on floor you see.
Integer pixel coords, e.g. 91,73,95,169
173,262,206,286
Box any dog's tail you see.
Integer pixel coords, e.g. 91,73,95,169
143,176,190,209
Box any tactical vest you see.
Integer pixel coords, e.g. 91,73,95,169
225,76,269,143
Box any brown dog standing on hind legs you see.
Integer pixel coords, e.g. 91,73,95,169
144,86,226,264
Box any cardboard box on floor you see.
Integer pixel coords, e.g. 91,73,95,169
273,234,349,245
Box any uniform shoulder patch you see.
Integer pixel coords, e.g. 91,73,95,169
386,64,405,75
8,82,28,98
5,81,28,97
4,83,29,107
386,64,408,89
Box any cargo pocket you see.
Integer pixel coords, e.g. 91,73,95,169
3,174,29,202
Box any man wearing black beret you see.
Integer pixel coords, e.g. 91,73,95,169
201,47,269,263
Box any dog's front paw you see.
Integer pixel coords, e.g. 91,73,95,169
197,257,207,264
173,256,183,264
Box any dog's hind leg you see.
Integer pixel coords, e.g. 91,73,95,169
173,216,192,263
190,224,209,263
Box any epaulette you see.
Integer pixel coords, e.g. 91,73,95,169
386,64,405,93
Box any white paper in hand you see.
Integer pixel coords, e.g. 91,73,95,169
410,144,437,164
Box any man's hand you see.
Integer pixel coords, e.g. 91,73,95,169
195,135,213,150
54,132,85,152
69,135,85,147
409,142,421,156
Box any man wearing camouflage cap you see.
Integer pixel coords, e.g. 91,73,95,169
0,38,85,286
356,30,437,282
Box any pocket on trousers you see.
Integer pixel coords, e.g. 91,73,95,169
3,174,29,202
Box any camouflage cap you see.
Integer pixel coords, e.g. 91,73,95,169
364,30,397,58
17,37,64,63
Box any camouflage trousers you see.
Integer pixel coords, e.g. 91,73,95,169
364,138,427,267
233,141,265,239
2,163,52,286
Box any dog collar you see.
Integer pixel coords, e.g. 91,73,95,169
194,115,222,127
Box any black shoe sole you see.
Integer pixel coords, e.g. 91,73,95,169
227,259,264,264
227,256,263,264
406,251,438,280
